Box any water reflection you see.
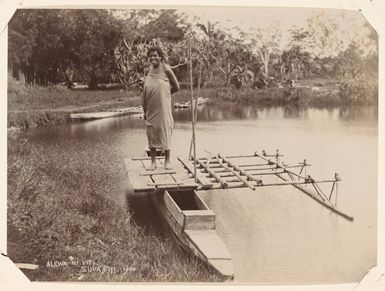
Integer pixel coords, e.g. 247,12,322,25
172,104,259,122
282,104,308,119
171,104,377,124
338,106,378,121
69,116,145,136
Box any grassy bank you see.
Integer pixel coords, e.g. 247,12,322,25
7,76,378,129
8,78,143,128
7,132,224,282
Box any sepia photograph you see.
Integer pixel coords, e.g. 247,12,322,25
1,0,383,289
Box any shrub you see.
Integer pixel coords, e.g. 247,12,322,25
339,74,378,105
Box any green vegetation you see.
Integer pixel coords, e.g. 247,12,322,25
8,9,378,104
7,133,225,282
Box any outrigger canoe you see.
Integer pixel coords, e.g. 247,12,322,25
125,150,353,279
125,157,234,278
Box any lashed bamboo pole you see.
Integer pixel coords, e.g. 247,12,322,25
193,158,228,188
188,37,197,182
197,159,311,169
188,61,201,160
207,173,340,186
254,151,309,180
215,156,256,190
218,154,263,185
202,178,340,188
198,170,286,178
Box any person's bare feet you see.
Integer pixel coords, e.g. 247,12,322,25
164,161,172,170
149,162,157,171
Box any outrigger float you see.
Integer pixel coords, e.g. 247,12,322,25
125,149,353,279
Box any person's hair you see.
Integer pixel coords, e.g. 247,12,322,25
147,46,165,61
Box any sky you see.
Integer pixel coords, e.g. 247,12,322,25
177,7,374,53
181,7,368,31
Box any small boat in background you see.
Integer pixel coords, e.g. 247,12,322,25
174,102,189,108
70,106,144,121
193,97,209,106
174,97,209,109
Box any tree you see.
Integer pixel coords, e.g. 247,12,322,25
281,45,311,80
69,10,125,89
196,21,226,41
142,9,188,42
8,9,125,88
216,39,253,86
8,10,74,85
246,24,282,79
114,39,154,89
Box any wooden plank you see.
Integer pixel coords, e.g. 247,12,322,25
132,156,166,161
125,158,146,174
183,210,215,230
163,191,184,228
152,193,183,234
193,191,210,210
178,157,213,189
124,158,156,192
171,161,198,189
184,230,232,260
152,174,179,189
140,170,176,176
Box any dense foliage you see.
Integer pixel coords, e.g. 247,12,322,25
8,9,378,103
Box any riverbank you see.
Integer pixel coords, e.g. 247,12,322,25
7,77,378,129
7,132,225,282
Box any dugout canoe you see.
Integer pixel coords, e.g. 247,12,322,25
70,106,144,120
151,189,234,278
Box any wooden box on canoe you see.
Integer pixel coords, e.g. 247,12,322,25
153,189,233,278
163,190,215,232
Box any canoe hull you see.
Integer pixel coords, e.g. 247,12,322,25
151,190,233,278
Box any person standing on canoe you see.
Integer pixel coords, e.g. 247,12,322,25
142,46,180,170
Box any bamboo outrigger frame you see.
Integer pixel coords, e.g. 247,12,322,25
177,149,353,222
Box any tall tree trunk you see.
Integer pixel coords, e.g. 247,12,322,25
226,62,231,86
89,74,98,90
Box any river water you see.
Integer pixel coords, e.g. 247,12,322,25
23,104,378,283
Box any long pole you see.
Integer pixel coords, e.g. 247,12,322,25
189,62,201,159
189,37,197,182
